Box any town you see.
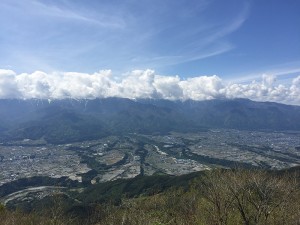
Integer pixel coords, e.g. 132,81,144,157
0,129,299,186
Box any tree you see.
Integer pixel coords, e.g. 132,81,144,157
200,170,235,225
198,169,300,225
227,169,299,225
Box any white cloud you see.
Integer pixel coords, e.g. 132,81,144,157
289,76,300,104
180,75,224,100
0,69,20,98
0,69,299,105
154,75,183,100
262,73,276,87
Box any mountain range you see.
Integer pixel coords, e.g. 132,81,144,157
0,98,300,144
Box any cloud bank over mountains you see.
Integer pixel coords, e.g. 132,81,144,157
0,69,299,105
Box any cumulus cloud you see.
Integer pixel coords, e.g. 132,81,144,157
0,69,299,105
0,69,20,98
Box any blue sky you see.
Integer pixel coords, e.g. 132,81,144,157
0,0,300,104
0,0,299,81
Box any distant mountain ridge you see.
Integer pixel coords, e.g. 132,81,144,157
0,98,300,143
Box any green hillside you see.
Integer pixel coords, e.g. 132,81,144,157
1,168,299,225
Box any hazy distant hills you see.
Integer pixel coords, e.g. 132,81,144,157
0,98,300,143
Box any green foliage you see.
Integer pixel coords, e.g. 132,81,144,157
75,172,202,204
1,168,299,225
0,203,5,213
0,176,79,198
